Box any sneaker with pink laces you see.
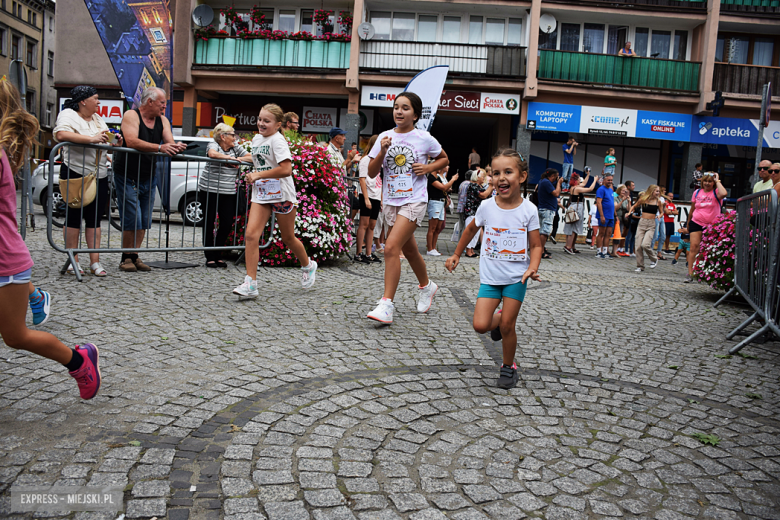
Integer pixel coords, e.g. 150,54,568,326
69,344,101,400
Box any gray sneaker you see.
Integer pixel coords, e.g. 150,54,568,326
683,275,693,283
302,260,317,289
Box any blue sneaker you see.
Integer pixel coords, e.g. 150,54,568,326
29,289,51,326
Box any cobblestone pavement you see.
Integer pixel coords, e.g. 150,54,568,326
1,214,779,519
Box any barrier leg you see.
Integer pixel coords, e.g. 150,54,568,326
725,311,759,340
729,323,770,354
61,251,83,282
714,287,736,308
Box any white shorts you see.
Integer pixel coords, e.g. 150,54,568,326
383,201,428,228
0,267,32,288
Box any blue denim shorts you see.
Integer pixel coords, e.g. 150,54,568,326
477,280,528,303
0,268,32,288
538,208,555,236
427,199,446,220
114,175,157,231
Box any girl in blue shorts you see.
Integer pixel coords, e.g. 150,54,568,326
446,148,542,389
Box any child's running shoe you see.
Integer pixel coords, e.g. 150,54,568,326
29,289,51,326
233,276,259,298
497,362,518,389
417,281,438,313
69,344,101,400
367,299,394,324
302,260,318,289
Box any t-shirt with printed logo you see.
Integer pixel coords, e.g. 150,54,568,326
369,128,442,207
251,132,296,204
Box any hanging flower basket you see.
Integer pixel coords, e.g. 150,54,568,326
693,210,736,291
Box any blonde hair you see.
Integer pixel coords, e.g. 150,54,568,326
615,184,627,196
261,103,284,124
0,81,39,175
637,185,660,206
213,123,235,144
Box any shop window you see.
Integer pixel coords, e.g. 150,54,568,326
392,13,414,41
485,19,504,45
651,31,671,59
560,23,580,52
468,16,483,44
417,15,437,42
634,28,649,57
673,30,688,60
442,16,460,43
25,39,36,68
278,11,295,33
47,51,53,76
583,23,604,53
539,26,558,51
753,38,774,66
370,11,391,40
507,18,522,46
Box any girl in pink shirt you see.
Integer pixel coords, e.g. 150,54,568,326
0,80,101,400
686,172,727,282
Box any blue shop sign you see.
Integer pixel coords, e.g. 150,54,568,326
526,102,580,132
691,116,757,146
635,111,692,141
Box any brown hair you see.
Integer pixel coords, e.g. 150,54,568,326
261,103,284,124
283,111,299,128
0,81,39,175
492,147,528,173
364,134,378,154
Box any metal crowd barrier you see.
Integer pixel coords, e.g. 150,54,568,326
46,141,275,282
714,189,780,353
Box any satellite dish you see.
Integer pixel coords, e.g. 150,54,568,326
192,5,214,27
539,14,557,34
358,22,375,40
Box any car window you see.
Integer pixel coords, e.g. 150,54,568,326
176,140,209,157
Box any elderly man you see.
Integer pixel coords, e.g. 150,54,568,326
754,160,774,193
595,174,616,259
113,87,186,272
327,127,358,174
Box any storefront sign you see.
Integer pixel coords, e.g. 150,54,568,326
213,106,260,128
579,106,636,137
302,107,338,133
636,111,692,141
689,116,780,148
526,102,580,132
59,98,125,124
361,85,519,114
338,109,375,135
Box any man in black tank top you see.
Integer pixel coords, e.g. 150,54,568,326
114,87,186,272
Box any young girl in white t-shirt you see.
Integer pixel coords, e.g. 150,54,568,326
233,103,317,297
588,204,600,249
446,148,542,390
365,92,449,325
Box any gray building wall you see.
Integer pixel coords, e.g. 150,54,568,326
39,1,56,130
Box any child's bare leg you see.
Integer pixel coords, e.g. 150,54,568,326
498,298,522,366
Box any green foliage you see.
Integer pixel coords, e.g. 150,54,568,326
691,432,720,446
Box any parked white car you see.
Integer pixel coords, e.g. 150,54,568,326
31,136,217,227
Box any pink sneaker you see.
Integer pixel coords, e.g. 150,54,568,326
69,344,101,400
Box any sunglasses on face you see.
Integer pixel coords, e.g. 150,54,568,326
759,166,770,170
771,169,780,174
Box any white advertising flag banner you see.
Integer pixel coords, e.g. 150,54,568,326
302,107,338,133
403,65,450,131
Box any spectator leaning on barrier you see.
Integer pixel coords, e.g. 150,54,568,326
200,123,254,268
52,85,124,278
113,87,186,273
754,160,773,193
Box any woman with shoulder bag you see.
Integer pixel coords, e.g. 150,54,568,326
563,171,598,254
53,86,124,277
614,184,631,256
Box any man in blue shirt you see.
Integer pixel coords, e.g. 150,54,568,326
561,136,578,191
595,174,616,259
537,168,563,258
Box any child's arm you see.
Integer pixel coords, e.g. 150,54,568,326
445,218,480,272
368,136,391,178
247,159,292,182
523,229,543,283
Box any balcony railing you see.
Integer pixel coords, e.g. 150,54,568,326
360,41,526,78
545,0,705,8
538,50,700,92
720,0,780,15
193,38,351,69
712,63,780,96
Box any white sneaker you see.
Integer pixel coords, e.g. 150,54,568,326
650,261,658,269
630,253,636,257
635,267,643,273
302,260,317,289
233,275,259,297
417,281,438,313
367,299,394,324
426,250,441,256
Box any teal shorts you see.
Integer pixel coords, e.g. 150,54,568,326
678,241,690,252
477,280,528,303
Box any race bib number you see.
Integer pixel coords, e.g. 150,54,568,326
482,227,528,261
255,178,282,201
386,173,414,199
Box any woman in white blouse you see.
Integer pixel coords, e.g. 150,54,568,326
53,86,123,276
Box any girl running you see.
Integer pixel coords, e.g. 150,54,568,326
233,103,317,297
0,79,101,399
446,148,542,389
366,92,449,324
